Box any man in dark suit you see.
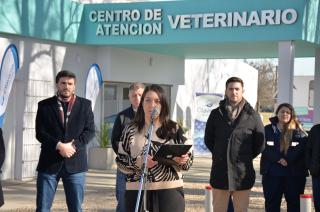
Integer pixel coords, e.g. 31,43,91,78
35,70,95,212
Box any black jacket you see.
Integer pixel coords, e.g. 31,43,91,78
306,124,320,177
111,106,135,154
204,99,265,190
0,129,5,206
260,117,308,176
35,96,95,173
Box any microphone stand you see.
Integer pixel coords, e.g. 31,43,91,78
134,117,155,212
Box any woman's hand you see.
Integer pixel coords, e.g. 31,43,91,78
278,158,288,167
146,155,158,169
173,154,190,165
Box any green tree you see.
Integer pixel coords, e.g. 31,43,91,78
246,59,277,112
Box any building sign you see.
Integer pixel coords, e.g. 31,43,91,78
88,8,298,36
89,9,162,36
0,0,312,45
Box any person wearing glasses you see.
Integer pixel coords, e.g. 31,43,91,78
116,84,193,212
260,103,308,212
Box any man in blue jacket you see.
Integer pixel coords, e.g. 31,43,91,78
204,76,265,211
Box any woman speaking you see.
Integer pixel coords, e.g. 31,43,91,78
116,84,193,212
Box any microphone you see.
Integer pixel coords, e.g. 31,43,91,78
136,109,159,212
150,107,159,122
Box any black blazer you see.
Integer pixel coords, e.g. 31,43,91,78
35,96,95,173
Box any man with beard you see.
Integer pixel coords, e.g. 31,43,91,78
204,76,265,211
35,70,95,212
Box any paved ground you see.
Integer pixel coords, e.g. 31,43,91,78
0,156,314,211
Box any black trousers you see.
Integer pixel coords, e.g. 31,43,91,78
262,175,306,212
125,187,185,212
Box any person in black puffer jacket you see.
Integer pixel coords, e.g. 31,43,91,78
205,77,265,212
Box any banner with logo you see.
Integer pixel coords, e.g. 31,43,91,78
193,92,223,156
0,44,19,127
85,64,103,110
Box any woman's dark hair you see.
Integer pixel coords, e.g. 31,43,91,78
134,84,176,138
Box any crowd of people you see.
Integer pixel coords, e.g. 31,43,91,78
110,76,320,212
31,73,320,212
32,72,194,212
1,71,320,212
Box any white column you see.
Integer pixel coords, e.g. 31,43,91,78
314,48,320,124
277,41,295,104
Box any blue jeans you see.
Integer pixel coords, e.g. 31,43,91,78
312,177,320,212
116,169,126,212
36,168,86,212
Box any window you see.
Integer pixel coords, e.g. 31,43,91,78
123,87,129,100
104,85,116,100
